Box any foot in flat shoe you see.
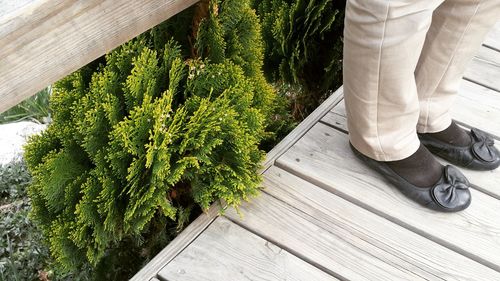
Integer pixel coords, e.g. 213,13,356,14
419,125,500,170
423,121,471,146
385,144,442,188
350,142,471,212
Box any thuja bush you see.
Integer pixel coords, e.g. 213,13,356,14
253,0,345,119
24,0,293,278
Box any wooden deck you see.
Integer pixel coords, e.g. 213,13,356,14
132,23,500,281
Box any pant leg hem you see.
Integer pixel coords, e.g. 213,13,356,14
349,135,420,162
417,117,452,133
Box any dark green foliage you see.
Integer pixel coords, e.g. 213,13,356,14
23,0,293,278
0,161,91,281
254,0,345,119
0,161,31,204
1,197,52,281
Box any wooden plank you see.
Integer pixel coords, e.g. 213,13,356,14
0,0,199,114
226,194,428,280
223,167,500,280
0,0,34,19
321,99,347,133
450,162,500,201
321,112,347,133
484,22,500,51
322,87,500,200
276,122,500,271
260,87,344,173
452,80,500,140
464,46,500,92
130,202,222,281
158,216,338,281
264,166,500,280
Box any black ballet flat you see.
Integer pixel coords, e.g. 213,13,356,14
419,128,500,171
350,143,471,212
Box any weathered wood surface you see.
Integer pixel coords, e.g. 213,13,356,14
0,0,34,19
229,193,423,281
452,80,500,140
484,22,500,51
274,167,499,280
464,45,500,92
276,122,500,271
227,192,436,280
159,216,338,281
226,166,500,280
0,0,198,114
130,202,222,281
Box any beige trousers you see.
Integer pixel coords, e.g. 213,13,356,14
344,0,500,161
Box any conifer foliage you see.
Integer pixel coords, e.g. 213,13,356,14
254,0,345,119
24,0,289,277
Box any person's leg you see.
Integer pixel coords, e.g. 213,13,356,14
344,0,472,211
415,0,500,170
416,0,500,137
344,0,444,187
344,0,443,162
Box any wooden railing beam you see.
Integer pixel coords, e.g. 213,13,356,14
0,0,198,114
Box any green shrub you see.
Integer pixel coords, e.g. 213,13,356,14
0,161,31,204
0,161,38,281
1,198,49,281
23,0,293,279
0,161,89,281
253,0,345,119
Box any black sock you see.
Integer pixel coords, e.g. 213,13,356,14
385,144,443,188
422,121,471,146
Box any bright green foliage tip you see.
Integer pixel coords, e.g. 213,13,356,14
24,0,290,275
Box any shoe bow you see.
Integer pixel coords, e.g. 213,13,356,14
432,165,470,209
471,128,496,162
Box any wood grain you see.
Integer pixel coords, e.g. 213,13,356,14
222,167,500,280
130,202,222,281
451,80,500,140
260,166,500,280
320,111,347,133
159,216,338,281
0,0,198,114
226,194,428,280
464,45,500,92
0,0,34,19
484,22,500,51
276,122,500,271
